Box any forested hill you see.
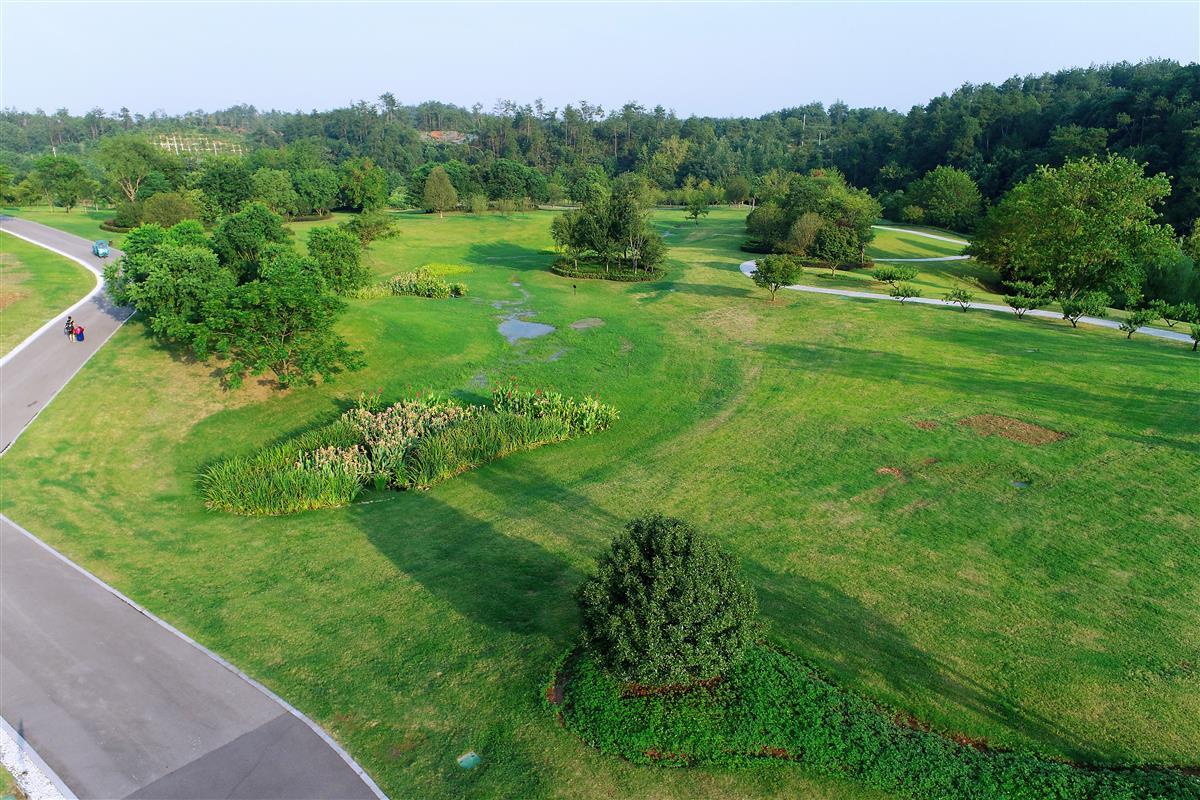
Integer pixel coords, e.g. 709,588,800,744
2,59,1196,230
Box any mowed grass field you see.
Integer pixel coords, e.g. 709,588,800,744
0,231,94,355
1,208,1197,799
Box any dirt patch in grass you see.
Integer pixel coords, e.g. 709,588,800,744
0,290,28,309
914,420,940,430
570,317,605,330
875,466,907,481
622,676,723,699
958,414,1066,445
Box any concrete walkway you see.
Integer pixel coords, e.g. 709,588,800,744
0,219,385,799
738,260,1194,344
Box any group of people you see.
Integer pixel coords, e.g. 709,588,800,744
64,316,85,342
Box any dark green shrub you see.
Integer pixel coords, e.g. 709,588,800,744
577,514,761,686
555,645,1199,800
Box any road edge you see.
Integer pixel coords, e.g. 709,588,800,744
1,515,389,800
0,717,74,800
0,225,105,368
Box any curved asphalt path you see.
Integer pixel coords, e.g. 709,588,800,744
738,259,1193,343
0,218,384,799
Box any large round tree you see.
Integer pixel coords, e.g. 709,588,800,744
970,155,1177,301
577,513,760,686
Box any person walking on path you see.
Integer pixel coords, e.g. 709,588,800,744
64,315,75,341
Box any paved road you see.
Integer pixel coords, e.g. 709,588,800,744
0,217,132,454
0,219,384,799
738,260,1194,344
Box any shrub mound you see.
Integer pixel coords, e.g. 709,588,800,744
551,645,1199,800
577,514,761,686
201,383,617,515
551,261,663,282
353,267,467,299
100,220,133,233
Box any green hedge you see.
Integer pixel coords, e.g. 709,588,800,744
553,645,1199,800
100,220,133,233
551,262,664,282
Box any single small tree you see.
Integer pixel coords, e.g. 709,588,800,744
1002,280,1050,319
423,166,458,218
1190,323,1200,351
943,287,974,311
1060,291,1109,328
339,209,398,246
752,255,802,302
1119,309,1156,339
890,283,922,303
577,513,761,686
871,265,918,286
1150,299,1198,328
685,192,710,224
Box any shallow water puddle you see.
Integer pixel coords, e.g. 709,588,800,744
499,317,555,343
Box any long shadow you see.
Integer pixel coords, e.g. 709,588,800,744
749,563,1105,762
758,341,1199,453
466,241,557,273
353,493,583,637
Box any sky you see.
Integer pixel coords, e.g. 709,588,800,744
2,1,1197,118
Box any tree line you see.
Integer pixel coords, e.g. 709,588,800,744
2,60,1196,229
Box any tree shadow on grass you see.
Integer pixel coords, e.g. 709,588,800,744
749,564,1107,762
466,241,557,273
757,341,1200,453
353,491,583,637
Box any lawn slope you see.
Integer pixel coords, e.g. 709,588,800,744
1,208,1196,799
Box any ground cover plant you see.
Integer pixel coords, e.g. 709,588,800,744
1,207,1197,800
201,384,617,515
0,230,94,354
553,647,1199,800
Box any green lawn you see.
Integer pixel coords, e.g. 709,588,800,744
1,208,1197,799
0,231,95,355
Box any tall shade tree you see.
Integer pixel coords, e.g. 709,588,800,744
338,157,388,212
33,155,90,212
97,134,168,204
251,168,300,216
423,167,458,217
307,225,367,294
210,202,290,281
906,166,982,231
970,155,1177,301
197,156,254,214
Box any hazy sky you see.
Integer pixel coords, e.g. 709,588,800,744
2,1,1197,118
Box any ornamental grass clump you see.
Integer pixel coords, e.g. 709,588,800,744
577,514,761,686
491,379,619,435
201,384,617,514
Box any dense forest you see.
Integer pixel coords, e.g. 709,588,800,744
2,60,1197,233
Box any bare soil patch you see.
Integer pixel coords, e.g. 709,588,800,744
958,414,1066,445
914,420,940,430
570,317,605,330
875,466,907,481
0,290,28,309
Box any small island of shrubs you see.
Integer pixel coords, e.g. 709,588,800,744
552,515,1199,800
201,381,617,515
